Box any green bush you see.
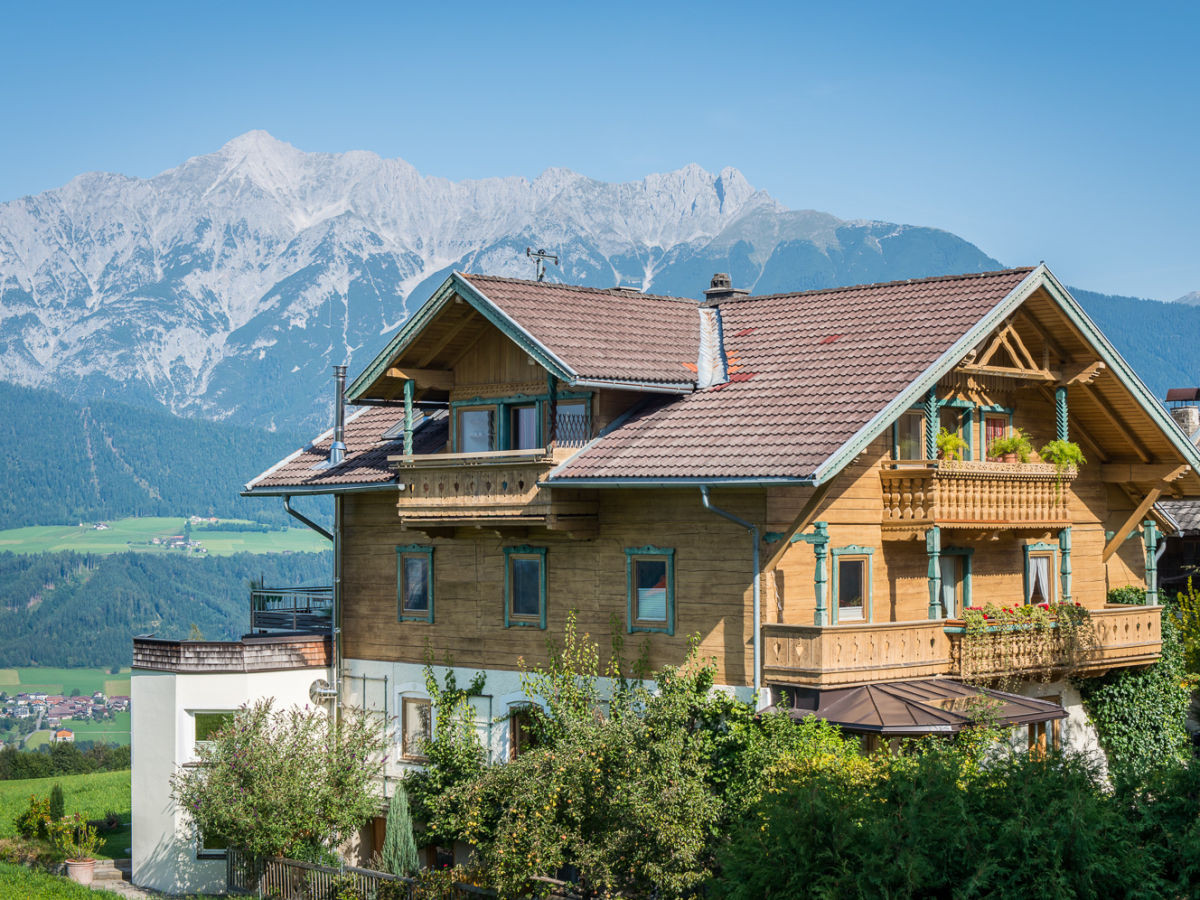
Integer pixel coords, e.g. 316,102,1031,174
12,794,49,839
711,749,1161,899
48,783,64,822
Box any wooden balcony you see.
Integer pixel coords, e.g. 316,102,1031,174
881,460,1074,533
946,604,1162,680
763,605,1161,688
763,621,953,688
390,448,597,535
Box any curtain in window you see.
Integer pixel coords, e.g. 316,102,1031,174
939,556,958,618
1027,554,1052,603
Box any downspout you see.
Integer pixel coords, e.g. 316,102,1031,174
699,486,761,705
283,496,333,542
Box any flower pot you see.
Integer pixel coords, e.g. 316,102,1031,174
66,858,95,885
1002,452,1018,463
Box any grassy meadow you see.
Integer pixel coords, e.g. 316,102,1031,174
0,770,131,859
0,861,127,898
0,516,326,556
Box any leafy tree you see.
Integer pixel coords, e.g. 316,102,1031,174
381,782,418,876
171,699,385,859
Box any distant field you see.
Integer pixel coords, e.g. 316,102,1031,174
0,770,131,859
4,667,130,697
0,516,327,556
60,712,131,747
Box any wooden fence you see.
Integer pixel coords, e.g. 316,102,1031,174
226,849,578,899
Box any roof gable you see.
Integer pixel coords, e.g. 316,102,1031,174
347,272,701,403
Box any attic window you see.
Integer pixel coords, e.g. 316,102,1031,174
818,334,843,345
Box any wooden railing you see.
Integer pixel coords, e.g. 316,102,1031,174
946,604,1162,680
390,451,596,533
763,620,952,688
763,605,1161,687
880,460,1074,530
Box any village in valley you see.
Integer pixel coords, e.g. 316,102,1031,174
0,689,130,748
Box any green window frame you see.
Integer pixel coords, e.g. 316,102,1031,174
980,405,1015,459
504,545,547,629
831,546,874,624
1023,542,1059,605
625,546,675,634
451,391,592,452
939,399,976,460
397,545,434,623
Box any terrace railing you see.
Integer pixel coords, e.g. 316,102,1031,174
249,585,333,633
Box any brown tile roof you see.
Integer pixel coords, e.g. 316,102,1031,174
553,268,1034,481
246,406,447,492
461,274,699,385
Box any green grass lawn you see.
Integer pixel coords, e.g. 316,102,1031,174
57,712,131,748
0,770,131,859
0,667,130,697
0,860,127,898
0,516,326,556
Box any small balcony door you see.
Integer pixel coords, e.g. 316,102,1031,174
939,555,963,618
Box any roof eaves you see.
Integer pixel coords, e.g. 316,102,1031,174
1038,266,1200,477
456,273,576,382
243,406,373,490
241,481,401,498
810,266,1047,486
346,276,462,402
542,475,817,488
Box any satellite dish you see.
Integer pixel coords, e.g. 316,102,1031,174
309,679,337,703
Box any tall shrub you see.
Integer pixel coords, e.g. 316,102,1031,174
48,783,64,822
382,782,419,876
171,700,385,859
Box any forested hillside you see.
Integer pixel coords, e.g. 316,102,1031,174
0,550,331,667
0,382,319,530
1073,288,1200,398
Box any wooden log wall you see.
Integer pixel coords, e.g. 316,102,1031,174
341,488,763,686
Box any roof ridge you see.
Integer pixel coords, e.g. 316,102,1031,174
461,272,698,305
717,267,1036,304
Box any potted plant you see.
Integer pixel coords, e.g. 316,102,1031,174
987,428,1033,463
1039,439,1086,474
936,426,969,461
50,813,101,885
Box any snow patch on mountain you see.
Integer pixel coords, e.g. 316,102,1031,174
0,131,1001,432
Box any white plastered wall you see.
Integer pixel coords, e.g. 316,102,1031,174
1006,678,1109,780
131,666,330,894
341,657,755,791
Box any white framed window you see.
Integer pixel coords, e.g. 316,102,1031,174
1024,543,1058,605
192,711,234,756
401,696,432,761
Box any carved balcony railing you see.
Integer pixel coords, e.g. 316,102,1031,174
763,621,953,688
946,604,1162,680
881,460,1075,531
389,449,597,534
763,605,1161,688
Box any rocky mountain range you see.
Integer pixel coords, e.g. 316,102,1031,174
0,131,1002,433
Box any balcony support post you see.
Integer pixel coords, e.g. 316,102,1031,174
811,523,830,626
926,525,942,619
1055,386,1069,441
1059,527,1072,604
403,379,415,456
1143,519,1159,605
547,372,559,449
924,388,938,460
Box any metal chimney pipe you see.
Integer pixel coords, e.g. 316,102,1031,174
330,365,347,466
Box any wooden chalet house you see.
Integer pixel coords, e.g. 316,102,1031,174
132,263,1200,891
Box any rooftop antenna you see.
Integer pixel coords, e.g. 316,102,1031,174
526,247,559,282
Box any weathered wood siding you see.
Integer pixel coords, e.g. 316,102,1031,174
342,488,762,685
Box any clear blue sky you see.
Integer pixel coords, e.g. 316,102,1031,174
2,1,1197,301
